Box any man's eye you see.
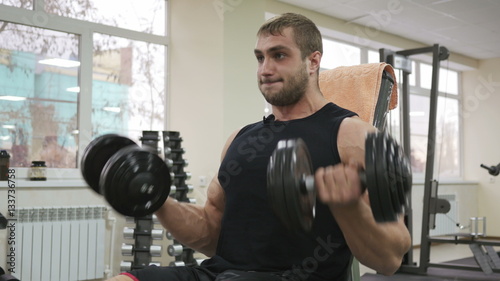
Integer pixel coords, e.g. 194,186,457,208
256,56,264,62
275,53,285,59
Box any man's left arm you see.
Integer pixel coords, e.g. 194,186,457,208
315,116,412,275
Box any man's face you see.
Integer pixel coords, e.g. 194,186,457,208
254,28,310,107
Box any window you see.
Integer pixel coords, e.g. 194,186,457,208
0,23,79,168
321,38,360,70
0,0,32,9
45,0,166,35
317,36,462,179
409,63,461,179
0,1,167,170
92,34,165,137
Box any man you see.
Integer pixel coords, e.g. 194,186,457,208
110,12,411,281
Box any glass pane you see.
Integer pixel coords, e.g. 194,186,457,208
420,63,432,89
409,61,416,86
409,95,460,177
92,34,165,139
409,95,429,174
321,39,360,70
45,0,166,35
0,0,32,9
0,22,79,168
435,97,460,177
439,68,458,95
420,63,458,95
368,50,379,63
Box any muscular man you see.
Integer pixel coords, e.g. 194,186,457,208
110,12,411,281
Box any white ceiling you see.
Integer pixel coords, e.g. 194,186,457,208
278,0,500,60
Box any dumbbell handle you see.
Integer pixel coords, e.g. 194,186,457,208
166,159,189,168
122,244,162,256
170,172,192,180
121,261,161,272
165,147,185,155
164,136,182,142
170,184,194,194
123,227,164,240
169,259,205,267
300,171,368,195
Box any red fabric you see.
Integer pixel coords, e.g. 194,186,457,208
120,272,140,281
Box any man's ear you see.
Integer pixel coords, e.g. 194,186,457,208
308,51,322,74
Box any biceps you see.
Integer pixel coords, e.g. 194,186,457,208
203,176,225,224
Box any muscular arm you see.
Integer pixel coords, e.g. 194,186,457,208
153,130,239,257
315,117,411,275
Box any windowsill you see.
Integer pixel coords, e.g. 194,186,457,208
0,178,88,189
411,179,479,186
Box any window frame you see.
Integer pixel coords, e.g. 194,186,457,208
0,2,169,179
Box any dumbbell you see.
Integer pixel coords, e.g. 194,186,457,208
121,243,162,257
169,259,205,267
166,159,189,168
81,134,171,217
267,131,412,232
165,147,185,156
123,227,164,240
164,136,183,142
167,244,191,257
120,261,161,272
170,184,194,194
171,171,192,181
125,214,161,224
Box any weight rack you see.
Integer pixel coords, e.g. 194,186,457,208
162,131,198,267
119,131,165,272
119,130,197,271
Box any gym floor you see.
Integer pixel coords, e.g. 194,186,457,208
360,243,500,280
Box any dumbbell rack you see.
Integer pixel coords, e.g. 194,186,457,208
162,131,198,267
120,131,166,272
120,215,163,271
119,130,197,271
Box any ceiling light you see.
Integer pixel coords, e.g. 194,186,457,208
38,58,81,68
2,125,15,129
66,86,80,93
103,107,121,113
0,96,27,101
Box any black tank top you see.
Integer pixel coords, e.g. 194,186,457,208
202,103,357,281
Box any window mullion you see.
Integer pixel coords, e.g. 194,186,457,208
77,31,93,168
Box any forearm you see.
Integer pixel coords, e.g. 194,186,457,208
331,196,411,275
154,198,220,256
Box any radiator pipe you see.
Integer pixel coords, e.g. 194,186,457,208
105,209,117,278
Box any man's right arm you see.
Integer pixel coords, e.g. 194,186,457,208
153,129,240,257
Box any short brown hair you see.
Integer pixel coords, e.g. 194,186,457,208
257,13,323,59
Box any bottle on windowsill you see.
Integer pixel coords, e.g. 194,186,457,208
0,150,10,181
29,161,47,181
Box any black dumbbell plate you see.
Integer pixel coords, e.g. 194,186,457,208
80,134,137,193
101,146,171,217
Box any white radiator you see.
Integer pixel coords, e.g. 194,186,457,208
16,206,107,281
430,194,459,236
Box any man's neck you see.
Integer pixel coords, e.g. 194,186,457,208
272,90,328,121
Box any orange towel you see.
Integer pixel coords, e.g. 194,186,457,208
318,62,398,124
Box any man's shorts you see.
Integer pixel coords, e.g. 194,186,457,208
122,265,284,281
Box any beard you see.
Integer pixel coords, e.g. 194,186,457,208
259,65,309,107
